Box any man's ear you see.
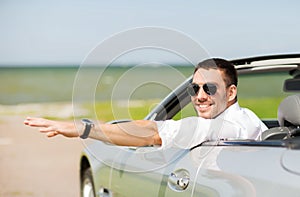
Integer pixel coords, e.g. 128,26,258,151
227,85,237,102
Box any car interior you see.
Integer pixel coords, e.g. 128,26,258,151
147,59,300,143
261,94,300,140
260,66,300,140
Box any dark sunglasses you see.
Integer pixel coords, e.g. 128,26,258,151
187,83,217,96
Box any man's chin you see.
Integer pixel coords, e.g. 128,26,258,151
197,111,214,119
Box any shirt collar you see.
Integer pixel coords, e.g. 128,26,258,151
226,102,240,112
214,102,240,120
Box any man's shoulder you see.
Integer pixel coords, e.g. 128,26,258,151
226,102,241,112
226,102,257,117
226,102,263,122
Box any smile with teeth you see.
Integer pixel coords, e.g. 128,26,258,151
196,103,212,111
199,104,210,108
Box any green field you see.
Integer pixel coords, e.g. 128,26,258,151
78,97,283,122
0,66,292,121
0,66,193,104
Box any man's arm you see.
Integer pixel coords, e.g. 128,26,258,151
24,117,162,147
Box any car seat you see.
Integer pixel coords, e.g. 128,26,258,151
261,94,300,140
278,94,300,128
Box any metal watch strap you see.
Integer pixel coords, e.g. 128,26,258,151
80,119,94,139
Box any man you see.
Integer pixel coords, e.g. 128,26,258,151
24,58,267,148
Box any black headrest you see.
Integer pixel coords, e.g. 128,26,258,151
278,95,300,127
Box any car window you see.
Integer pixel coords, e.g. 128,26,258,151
238,72,292,119
172,101,196,120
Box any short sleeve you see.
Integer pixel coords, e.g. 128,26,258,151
155,117,212,149
155,119,180,149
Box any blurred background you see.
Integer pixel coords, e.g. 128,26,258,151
1,0,300,196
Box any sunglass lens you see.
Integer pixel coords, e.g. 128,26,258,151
187,83,217,96
203,83,217,95
187,84,199,96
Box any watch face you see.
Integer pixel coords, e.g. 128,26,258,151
80,119,94,139
82,119,94,125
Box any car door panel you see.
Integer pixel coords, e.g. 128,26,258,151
109,147,200,197
191,145,300,196
106,143,300,197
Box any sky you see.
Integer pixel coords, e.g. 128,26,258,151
1,0,300,66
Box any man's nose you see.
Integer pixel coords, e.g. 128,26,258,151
196,87,208,100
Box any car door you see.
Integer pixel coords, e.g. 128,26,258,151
190,140,300,196
108,146,202,197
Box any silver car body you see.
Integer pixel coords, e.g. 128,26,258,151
80,54,300,197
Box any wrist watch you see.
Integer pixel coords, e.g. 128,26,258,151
80,119,94,139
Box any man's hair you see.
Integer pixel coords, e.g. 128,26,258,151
194,58,238,87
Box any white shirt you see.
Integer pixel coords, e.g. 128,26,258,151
155,102,268,149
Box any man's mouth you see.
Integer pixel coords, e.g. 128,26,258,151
196,103,212,111
199,104,210,108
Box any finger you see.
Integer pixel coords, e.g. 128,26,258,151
46,131,58,138
24,120,29,125
25,117,52,128
24,117,33,125
39,126,56,133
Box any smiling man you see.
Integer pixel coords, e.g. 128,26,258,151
189,58,237,119
24,58,267,148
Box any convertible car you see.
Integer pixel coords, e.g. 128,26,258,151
79,54,300,197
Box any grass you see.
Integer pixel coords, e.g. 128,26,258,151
80,97,283,122
82,99,161,122
0,67,289,122
8,97,281,122
239,97,284,119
